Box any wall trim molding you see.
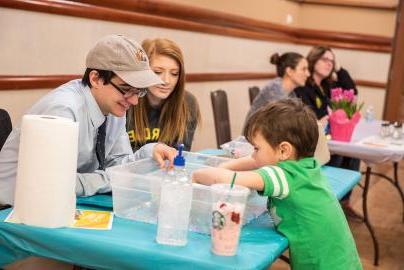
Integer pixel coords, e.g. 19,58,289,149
0,0,392,52
0,74,387,91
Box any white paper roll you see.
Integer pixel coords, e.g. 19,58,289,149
13,115,79,228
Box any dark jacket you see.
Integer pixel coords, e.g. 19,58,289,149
294,68,357,119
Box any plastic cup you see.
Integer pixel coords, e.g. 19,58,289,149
210,184,250,256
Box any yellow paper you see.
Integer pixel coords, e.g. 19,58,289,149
72,209,113,230
5,209,114,230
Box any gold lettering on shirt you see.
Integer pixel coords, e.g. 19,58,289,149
145,128,151,140
127,130,135,142
152,128,160,140
127,128,160,143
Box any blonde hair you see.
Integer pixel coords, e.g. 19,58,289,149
132,38,200,146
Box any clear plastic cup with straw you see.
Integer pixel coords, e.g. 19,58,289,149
210,175,250,256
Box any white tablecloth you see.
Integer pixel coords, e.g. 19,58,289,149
328,120,404,165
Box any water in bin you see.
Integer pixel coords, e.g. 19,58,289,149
108,151,268,234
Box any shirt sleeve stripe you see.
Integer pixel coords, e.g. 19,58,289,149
269,167,284,198
262,167,281,197
272,166,289,199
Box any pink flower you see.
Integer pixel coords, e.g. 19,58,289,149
329,87,363,119
343,89,354,103
331,87,343,101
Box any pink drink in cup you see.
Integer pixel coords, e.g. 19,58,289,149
210,184,249,256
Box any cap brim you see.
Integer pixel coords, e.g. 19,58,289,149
115,69,163,88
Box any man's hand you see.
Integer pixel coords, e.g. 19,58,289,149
152,143,177,169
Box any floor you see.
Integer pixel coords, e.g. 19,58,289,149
270,161,404,270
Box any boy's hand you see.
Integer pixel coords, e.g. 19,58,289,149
152,143,176,169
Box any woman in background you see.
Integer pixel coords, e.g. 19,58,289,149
243,52,329,165
126,38,201,151
244,52,310,124
294,45,358,126
295,45,361,220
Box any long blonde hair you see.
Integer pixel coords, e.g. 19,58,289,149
132,38,200,146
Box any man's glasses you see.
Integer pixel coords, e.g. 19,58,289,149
110,81,148,98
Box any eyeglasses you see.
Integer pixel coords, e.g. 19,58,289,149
319,57,335,65
110,81,148,98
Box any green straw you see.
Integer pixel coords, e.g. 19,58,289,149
230,172,237,189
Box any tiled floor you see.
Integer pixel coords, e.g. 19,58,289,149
270,162,404,270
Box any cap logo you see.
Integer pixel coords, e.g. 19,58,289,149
135,49,147,62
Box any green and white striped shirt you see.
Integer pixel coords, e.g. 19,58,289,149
256,158,362,270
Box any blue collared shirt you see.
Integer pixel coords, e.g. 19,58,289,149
0,79,154,205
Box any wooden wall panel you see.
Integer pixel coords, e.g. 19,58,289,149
0,74,386,91
384,0,404,120
0,0,392,52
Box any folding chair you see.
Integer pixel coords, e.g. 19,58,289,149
210,90,231,148
0,108,12,151
249,86,260,105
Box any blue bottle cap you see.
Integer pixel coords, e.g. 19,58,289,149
174,144,185,167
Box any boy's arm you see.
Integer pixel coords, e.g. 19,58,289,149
217,156,259,171
192,167,264,191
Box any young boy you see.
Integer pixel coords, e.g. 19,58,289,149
193,99,362,270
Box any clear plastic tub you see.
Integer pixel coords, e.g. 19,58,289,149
106,151,267,234
220,136,254,158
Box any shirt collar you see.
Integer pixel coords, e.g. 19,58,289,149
81,83,106,128
297,157,318,169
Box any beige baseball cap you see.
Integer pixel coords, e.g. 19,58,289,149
85,34,163,88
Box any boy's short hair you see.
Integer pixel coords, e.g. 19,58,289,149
81,68,115,88
244,98,319,159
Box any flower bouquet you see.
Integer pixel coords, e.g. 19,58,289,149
328,88,363,142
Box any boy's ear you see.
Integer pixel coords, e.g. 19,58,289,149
278,141,295,161
89,70,102,89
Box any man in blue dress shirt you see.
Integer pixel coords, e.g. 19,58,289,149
0,34,177,206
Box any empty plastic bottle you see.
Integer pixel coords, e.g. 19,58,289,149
365,106,375,122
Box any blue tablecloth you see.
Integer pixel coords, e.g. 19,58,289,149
0,164,361,269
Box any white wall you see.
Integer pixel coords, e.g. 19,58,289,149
0,7,390,150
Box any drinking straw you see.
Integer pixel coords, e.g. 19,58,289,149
230,172,237,189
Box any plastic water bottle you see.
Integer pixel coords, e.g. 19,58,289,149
156,144,193,246
365,106,375,122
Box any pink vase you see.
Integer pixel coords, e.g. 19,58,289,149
329,109,361,142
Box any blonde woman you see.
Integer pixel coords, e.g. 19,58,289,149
126,38,201,151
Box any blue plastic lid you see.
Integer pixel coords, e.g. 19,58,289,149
174,144,185,167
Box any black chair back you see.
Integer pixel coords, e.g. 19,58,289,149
0,109,12,151
210,90,231,148
249,86,260,105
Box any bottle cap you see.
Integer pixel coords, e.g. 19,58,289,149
174,144,185,167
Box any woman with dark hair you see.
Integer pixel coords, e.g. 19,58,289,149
126,38,201,151
243,52,329,165
295,46,361,220
244,52,310,123
294,45,358,126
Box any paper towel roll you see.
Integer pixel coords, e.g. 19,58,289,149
13,115,79,228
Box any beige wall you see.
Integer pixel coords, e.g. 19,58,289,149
0,7,391,151
300,4,395,36
171,0,396,36
171,0,301,26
